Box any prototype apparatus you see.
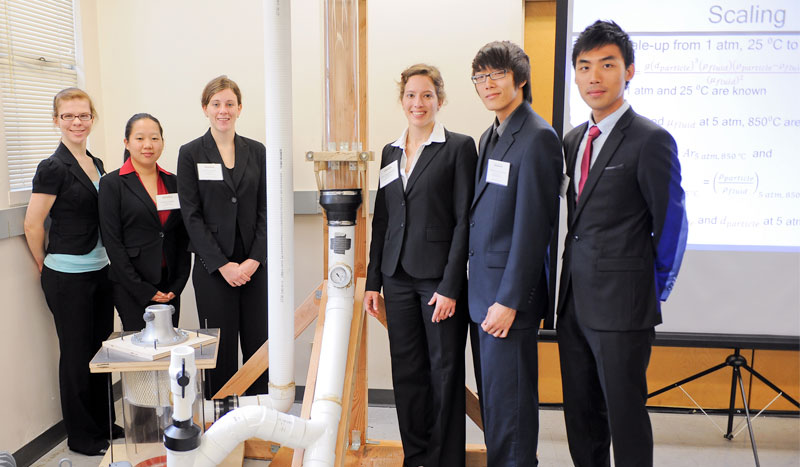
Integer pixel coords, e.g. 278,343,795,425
162,0,370,465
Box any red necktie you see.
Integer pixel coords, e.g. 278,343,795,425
577,125,601,201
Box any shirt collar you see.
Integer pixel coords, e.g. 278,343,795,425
494,101,526,137
391,121,446,149
589,100,630,135
119,157,172,176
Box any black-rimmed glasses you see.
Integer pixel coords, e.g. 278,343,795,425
471,69,507,84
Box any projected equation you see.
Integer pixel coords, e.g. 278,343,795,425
580,32,799,250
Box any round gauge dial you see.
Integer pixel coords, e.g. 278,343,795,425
329,264,352,288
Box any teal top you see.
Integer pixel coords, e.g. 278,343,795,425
43,177,109,273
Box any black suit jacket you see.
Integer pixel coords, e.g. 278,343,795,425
467,102,563,328
31,142,106,255
99,169,191,305
558,107,687,331
366,129,477,299
177,130,267,273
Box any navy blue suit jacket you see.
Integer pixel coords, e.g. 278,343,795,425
468,102,562,328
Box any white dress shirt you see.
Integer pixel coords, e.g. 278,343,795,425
391,121,446,190
573,100,631,194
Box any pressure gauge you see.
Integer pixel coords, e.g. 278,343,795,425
329,264,352,288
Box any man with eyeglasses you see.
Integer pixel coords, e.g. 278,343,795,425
467,40,562,466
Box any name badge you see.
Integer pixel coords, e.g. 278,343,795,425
197,163,223,181
156,193,180,211
486,160,510,186
379,160,399,188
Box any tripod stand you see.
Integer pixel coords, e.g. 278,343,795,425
648,347,800,467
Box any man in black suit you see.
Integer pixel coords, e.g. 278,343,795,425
468,41,562,466
558,20,688,467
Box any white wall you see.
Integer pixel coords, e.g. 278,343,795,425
0,237,62,451
3,0,525,451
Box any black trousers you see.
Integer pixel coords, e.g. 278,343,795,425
192,256,268,397
41,265,115,453
113,267,181,332
382,266,467,467
557,285,655,467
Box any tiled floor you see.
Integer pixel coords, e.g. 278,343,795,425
33,406,799,466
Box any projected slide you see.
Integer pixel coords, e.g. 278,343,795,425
566,0,799,251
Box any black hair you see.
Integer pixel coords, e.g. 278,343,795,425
572,20,635,70
471,41,531,103
123,113,163,161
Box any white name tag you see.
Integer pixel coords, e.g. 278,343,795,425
197,163,223,181
486,160,510,186
156,193,180,211
379,160,399,189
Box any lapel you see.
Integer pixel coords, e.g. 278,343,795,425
572,108,635,222
121,172,160,225
161,172,179,228
231,134,249,190
565,122,588,181
385,146,406,201
201,129,236,193
471,102,529,210
54,143,100,197
474,127,491,187
404,129,447,194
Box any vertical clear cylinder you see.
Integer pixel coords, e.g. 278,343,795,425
322,0,360,190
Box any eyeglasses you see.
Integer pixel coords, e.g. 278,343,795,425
471,69,507,84
59,113,93,121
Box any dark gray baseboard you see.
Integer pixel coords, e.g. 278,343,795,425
11,421,64,467
13,381,122,467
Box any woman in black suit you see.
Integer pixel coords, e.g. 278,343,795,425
23,88,118,456
177,76,268,397
364,64,477,467
99,113,191,331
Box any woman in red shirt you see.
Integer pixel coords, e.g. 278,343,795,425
99,113,191,331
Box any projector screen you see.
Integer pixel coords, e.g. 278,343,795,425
557,0,800,337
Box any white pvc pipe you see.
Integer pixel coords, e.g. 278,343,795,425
169,345,197,422
190,406,324,467
264,0,295,412
166,345,200,467
303,224,357,466
171,223,358,467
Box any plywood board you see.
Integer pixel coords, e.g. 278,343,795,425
90,329,219,373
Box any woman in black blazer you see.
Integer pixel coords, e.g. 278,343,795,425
99,113,191,331
177,76,268,397
23,88,119,456
364,64,477,467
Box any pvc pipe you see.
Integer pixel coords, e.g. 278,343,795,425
190,406,324,467
166,449,196,467
302,223,357,466
169,345,197,422
264,0,295,413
